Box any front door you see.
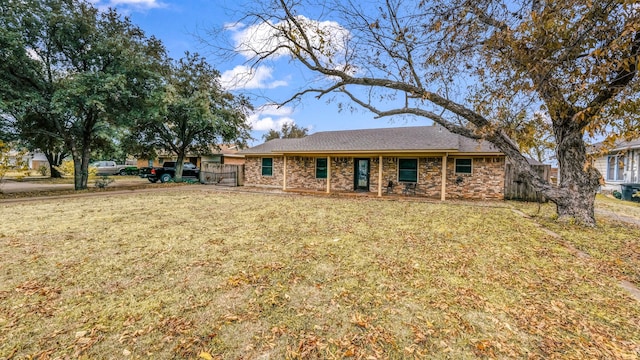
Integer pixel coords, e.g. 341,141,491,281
354,158,370,191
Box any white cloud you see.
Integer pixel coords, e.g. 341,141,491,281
220,65,288,90
255,103,294,117
229,15,351,67
248,104,296,131
250,116,295,131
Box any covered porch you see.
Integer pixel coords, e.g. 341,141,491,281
278,153,450,200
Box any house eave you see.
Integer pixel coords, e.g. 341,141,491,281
280,149,459,155
451,152,504,156
242,150,503,157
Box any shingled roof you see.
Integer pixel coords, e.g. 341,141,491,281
240,126,501,155
590,138,640,153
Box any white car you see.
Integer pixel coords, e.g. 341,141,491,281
90,161,132,175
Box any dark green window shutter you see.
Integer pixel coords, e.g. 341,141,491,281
455,159,472,174
316,158,327,178
262,158,273,176
398,159,418,182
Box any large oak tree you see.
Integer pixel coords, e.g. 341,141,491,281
220,0,640,225
125,52,252,182
0,0,165,189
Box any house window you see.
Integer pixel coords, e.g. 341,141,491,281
455,159,472,174
607,154,624,181
261,158,273,176
316,158,327,179
398,159,418,182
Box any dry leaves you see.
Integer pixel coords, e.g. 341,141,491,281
1,191,639,358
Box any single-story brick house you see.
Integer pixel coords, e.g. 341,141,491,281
239,125,506,200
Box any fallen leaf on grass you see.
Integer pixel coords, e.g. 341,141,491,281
350,313,370,328
199,351,213,360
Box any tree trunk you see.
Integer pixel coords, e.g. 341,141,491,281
174,152,185,183
550,127,601,226
72,148,91,190
72,153,83,190
45,152,64,178
490,125,600,226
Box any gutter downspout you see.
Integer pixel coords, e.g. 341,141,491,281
283,156,287,191
378,155,383,197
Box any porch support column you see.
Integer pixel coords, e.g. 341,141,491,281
378,155,383,197
326,156,331,193
283,156,287,191
441,153,447,201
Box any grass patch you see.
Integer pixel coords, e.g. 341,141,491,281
595,194,640,221
511,196,640,285
1,191,639,359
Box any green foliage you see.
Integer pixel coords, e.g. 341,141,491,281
126,52,252,182
94,175,114,189
0,0,166,190
38,165,48,176
262,129,281,141
262,123,309,141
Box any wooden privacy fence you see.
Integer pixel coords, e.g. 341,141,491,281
200,163,244,187
504,163,551,202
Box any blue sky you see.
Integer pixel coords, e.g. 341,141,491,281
91,0,432,144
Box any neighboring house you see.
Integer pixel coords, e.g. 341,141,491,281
239,125,506,200
6,150,49,170
27,151,49,170
201,145,245,166
592,138,640,192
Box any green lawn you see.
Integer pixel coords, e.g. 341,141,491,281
1,190,639,359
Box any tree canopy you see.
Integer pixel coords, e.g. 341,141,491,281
125,52,252,182
0,0,165,189
220,0,640,225
262,122,309,141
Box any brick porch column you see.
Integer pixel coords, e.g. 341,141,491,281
378,155,383,197
326,156,331,193
441,154,447,201
283,156,287,191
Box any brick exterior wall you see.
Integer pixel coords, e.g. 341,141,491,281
377,157,445,197
445,157,505,200
244,156,285,188
329,157,356,191
244,155,505,199
285,157,326,191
